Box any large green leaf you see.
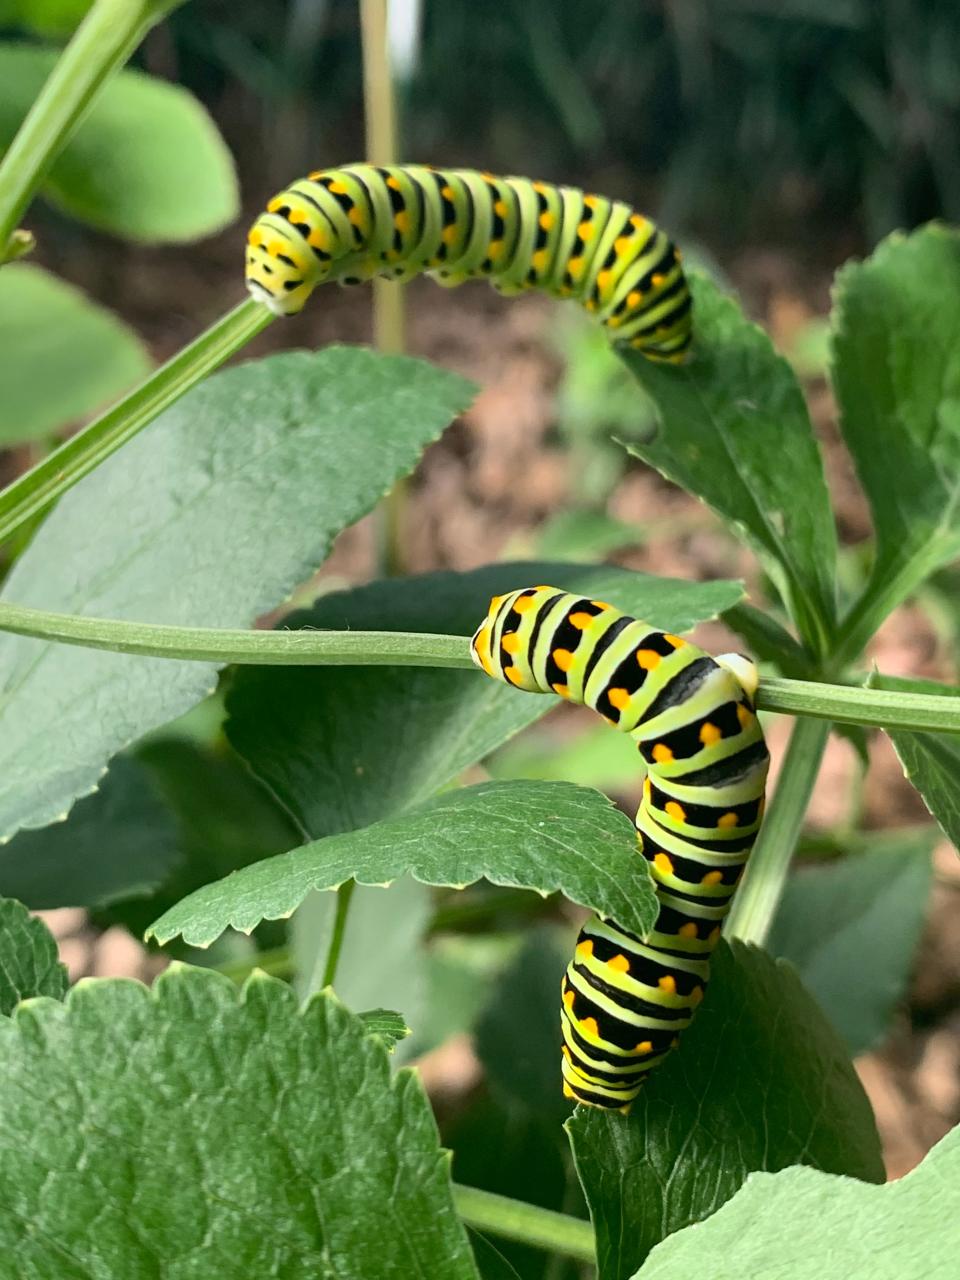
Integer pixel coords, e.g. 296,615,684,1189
0,967,479,1277
225,563,742,840
147,781,657,949
769,828,935,1054
635,1124,960,1280
0,264,150,446
831,226,960,641
567,941,884,1280
620,273,837,655
0,348,472,841
0,897,67,1013
0,43,237,240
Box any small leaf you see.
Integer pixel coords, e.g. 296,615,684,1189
0,967,479,1277
0,348,473,841
0,44,238,241
634,1125,960,1280
567,940,884,1280
0,264,150,446
0,897,67,1013
769,827,936,1054
357,1007,410,1050
620,273,838,655
147,781,657,948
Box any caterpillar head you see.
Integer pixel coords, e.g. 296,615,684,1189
470,587,558,691
245,217,319,316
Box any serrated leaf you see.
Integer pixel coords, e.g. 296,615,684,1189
0,264,150,446
147,781,657,948
620,273,837,655
357,1006,410,1050
634,1125,960,1280
567,940,884,1279
0,755,180,909
0,347,473,841
225,563,742,840
0,897,67,1013
0,968,479,1277
0,43,237,240
769,828,935,1054
831,225,960,636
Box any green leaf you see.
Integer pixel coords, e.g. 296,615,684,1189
831,226,960,647
870,673,960,852
620,273,838,656
147,781,657,948
0,43,238,241
357,1006,410,1050
567,940,884,1280
468,1232,525,1280
769,828,936,1054
0,755,180,909
634,1125,960,1280
412,933,522,1056
0,348,472,841
225,563,742,840
489,721,642,790
0,0,91,37
533,510,640,561
0,896,67,1013
0,967,479,1278
0,264,150,446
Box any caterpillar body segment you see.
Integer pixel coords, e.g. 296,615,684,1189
246,164,692,362
471,586,769,1112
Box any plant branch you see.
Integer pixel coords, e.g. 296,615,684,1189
452,1184,596,1264
321,880,356,989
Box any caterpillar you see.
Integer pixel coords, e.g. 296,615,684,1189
471,586,769,1113
245,164,692,363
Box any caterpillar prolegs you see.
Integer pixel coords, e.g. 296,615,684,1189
246,164,692,362
471,587,769,1113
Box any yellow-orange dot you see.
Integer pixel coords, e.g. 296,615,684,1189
627,290,643,307
308,170,323,180
442,225,459,245
501,632,521,655
665,801,687,822
597,269,612,291
663,634,686,648
607,954,630,973
307,228,328,249
718,812,740,829
701,870,723,887
329,180,349,194
699,722,722,747
577,220,595,240
635,1040,653,1055
590,600,611,610
289,210,308,225
488,240,504,259
394,210,411,233
651,272,665,287
678,922,698,940
563,988,575,1011
580,1017,599,1038
489,594,505,609
552,683,571,698
267,197,284,213
659,975,677,995
248,228,263,246
568,611,594,630
539,211,555,230
568,256,585,278
532,249,548,271
348,206,365,227
584,195,599,209
737,704,754,729
653,852,674,877
636,649,661,671
563,1082,576,1100
644,777,652,797
630,213,647,228
513,596,536,613
576,940,594,961
690,986,704,1006
651,743,674,764
441,185,455,199
386,175,401,190
494,199,508,216
504,666,524,686
607,315,623,328
607,688,630,711
553,648,574,672
562,1044,572,1060
533,181,548,193
615,236,632,253
708,927,722,944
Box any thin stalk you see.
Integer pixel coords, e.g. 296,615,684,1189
0,0,186,258
725,717,831,946
452,1184,596,1265
0,299,273,547
321,880,357,988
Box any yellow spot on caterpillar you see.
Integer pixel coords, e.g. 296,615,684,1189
501,632,521,655
659,975,677,995
553,648,574,672
630,213,648,229
494,199,508,216
532,249,548,271
651,273,665,287
308,170,323,180
635,1040,653,1054
348,206,365,228
644,777,652,799
562,1044,571,1060
665,801,686,822
563,1082,576,1100
607,688,630,711
627,290,642,307
267,197,284,213
590,600,612,610
701,870,723,886
289,209,309,225
718,812,740,829
708,927,722,944
581,1017,599,1038
442,225,458,245
386,176,401,190
489,594,505,609
663,634,686,648
699,722,722,746
504,666,524,686
679,922,698,939
268,241,285,256
488,240,504,259
568,257,585,278
307,227,329,250
533,181,548,193
329,180,349,195
394,210,411,233
607,315,623,328
576,939,594,961
568,611,594,630
577,221,595,240
248,228,263,246
607,954,630,973
441,185,455,199
473,628,493,675
539,211,555,230
636,649,661,671
513,596,536,613
737,704,754,729
584,195,599,209
552,683,571,698
534,584,554,591
652,743,674,764
596,269,613,291
690,986,704,1006
653,852,674,877
563,988,575,1010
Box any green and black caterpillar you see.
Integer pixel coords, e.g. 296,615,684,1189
472,587,769,1112
246,164,692,362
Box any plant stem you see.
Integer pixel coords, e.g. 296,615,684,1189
452,1184,596,1264
0,0,187,259
215,946,294,983
320,880,356,988
0,299,273,547
725,717,831,946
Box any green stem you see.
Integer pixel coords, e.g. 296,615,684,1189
0,0,187,258
0,299,273,547
452,1184,596,1264
320,880,356,989
215,946,294,984
725,717,831,946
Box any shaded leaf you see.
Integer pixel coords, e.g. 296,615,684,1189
0,897,67,1013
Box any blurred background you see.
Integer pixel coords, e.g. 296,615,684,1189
2,0,960,1215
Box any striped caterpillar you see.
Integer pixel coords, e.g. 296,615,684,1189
471,587,769,1113
245,164,692,363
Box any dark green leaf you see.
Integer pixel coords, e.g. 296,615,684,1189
0,264,150,446
567,940,884,1280
0,348,473,840
635,1125,960,1280
0,897,67,1013
769,828,935,1054
0,43,238,240
620,273,838,655
226,563,742,840
468,1231,525,1280
147,781,657,949
0,968,479,1278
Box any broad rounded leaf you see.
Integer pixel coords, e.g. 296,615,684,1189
0,44,238,240
635,1125,960,1280
147,781,657,948
0,264,150,446
0,967,480,1278
0,897,67,1013
567,941,884,1279
0,348,473,841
